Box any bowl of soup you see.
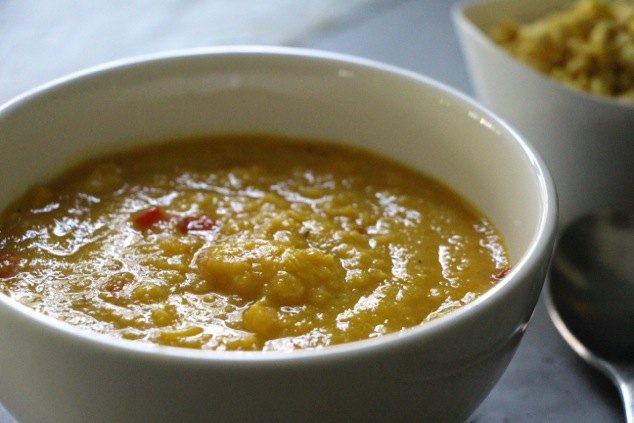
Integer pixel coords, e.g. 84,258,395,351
0,46,557,423
453,0,634,226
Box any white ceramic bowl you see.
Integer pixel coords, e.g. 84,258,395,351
0,46,557,423
453,0,634,226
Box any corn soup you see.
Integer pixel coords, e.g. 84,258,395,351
0,135,510,351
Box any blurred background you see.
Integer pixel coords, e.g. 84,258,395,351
1,0,400,103
0,1,625,422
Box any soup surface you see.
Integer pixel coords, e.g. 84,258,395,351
0,135,509,351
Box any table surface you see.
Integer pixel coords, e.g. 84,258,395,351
0,1,625,422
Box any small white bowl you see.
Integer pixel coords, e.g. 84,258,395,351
0,46,557,423
453,0,634,226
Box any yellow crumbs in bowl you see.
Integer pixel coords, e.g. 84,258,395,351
489,0,634,100
0,135,510,352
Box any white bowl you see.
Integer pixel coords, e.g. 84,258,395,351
0,46,557,423
453,0,634,226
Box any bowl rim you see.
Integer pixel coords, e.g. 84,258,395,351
0,45,558,363
452,0,634,110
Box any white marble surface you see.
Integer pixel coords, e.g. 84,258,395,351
0,0,626,422
0,0,387,103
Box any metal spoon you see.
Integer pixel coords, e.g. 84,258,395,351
546,210,634,422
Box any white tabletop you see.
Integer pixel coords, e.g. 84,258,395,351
0,1,625,421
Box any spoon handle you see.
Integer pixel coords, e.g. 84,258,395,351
609,363,634,423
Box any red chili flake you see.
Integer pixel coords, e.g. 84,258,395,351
0,252,22,279
104,272,134,293
494,266,512,280
133,207,168,229
105,279,125,293
176,215,218,234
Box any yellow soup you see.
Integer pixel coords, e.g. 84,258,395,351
0,135,510,351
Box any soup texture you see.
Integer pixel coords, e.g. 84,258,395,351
0,136,510,351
